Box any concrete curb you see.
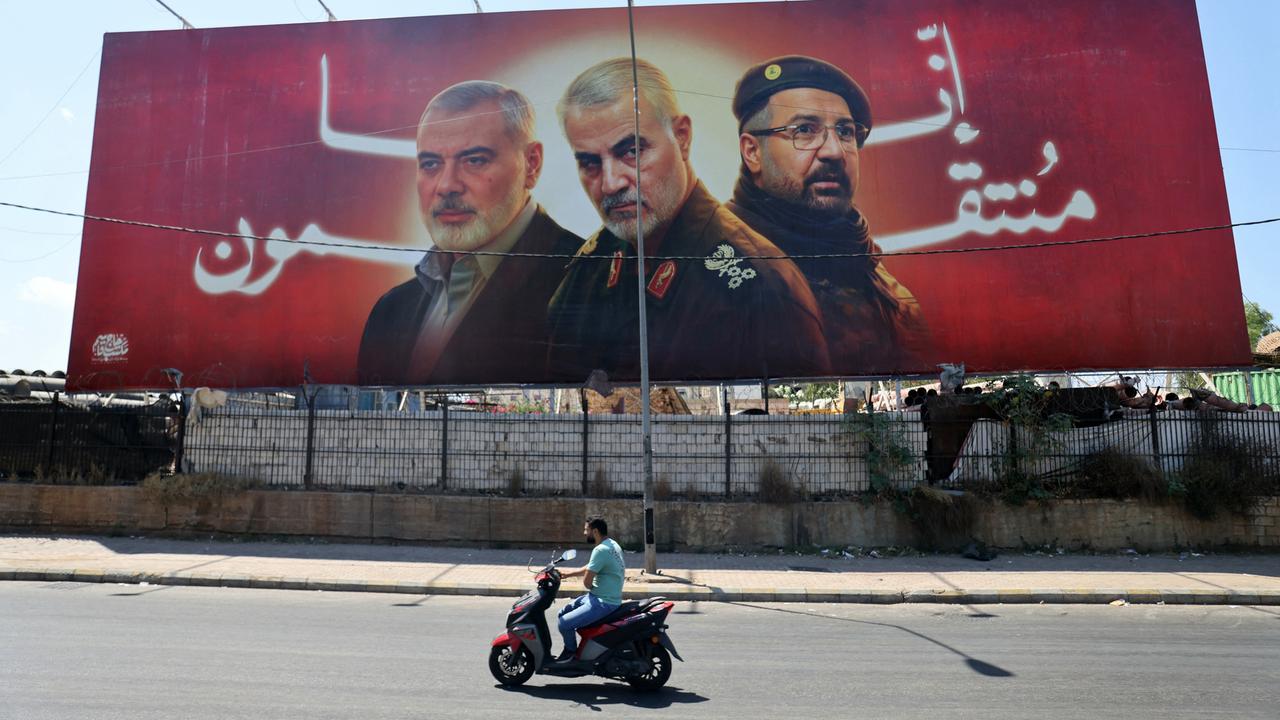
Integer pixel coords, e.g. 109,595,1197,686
5,566,1279,605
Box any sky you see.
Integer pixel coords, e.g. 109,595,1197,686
0,0,1276,374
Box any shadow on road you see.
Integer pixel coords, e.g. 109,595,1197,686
1239,605,1280,619
730,602,1015,678
500,683,709,710
392,595,435,607
111,584,175,597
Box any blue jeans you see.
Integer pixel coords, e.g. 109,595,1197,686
557,593,618,653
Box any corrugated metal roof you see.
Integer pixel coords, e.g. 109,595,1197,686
0,370,66,378
1214,369,1280,406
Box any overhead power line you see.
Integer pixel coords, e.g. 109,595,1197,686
1,199,1275,262
316,0,337,21
0,51,100,170
2,77,1279,184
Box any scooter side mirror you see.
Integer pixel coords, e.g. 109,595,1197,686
561,548,578,562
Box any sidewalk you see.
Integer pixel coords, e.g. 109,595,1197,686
2,534,1279,605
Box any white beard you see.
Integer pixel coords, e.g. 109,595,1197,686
425,182,526,252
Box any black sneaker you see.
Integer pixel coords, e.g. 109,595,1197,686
553,649,575,663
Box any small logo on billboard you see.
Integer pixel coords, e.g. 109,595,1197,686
91,333,129,363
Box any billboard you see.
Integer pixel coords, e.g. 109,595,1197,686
68,0,1250,390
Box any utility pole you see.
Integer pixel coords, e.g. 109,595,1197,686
627,0,657,574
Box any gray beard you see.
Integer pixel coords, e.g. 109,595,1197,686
599,177,684,242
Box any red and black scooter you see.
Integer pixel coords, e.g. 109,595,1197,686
488,549,682,690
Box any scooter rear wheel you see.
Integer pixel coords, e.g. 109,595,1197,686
489,644,536,686
626,644,672,691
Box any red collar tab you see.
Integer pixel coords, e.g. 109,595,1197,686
606,251,624,288
647,260,677,299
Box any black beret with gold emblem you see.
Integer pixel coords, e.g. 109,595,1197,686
732,55,872,138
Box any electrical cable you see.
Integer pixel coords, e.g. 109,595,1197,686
0,51,100,169
0,199,1274,262
4,77,1277,184
0,236,78,263
0,97,560,183
152,0,195,29
0,224,81,236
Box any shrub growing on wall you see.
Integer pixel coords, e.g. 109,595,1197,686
1177,419,1280,519
1069,449,1168,501
983,376,1073,504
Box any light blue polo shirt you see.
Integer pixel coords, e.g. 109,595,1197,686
586,537,625,605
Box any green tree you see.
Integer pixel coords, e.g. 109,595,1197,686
770,382,839,403
1244,299,1277,349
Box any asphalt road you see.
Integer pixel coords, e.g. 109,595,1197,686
2,582,1279,720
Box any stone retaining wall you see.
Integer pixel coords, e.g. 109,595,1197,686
2,484,1276,551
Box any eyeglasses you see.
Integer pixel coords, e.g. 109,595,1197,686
747,121,869,151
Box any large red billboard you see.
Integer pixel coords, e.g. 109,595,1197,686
68,0,1249,390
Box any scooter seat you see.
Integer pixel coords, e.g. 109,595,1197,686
582,596,668,629
583,601,641,628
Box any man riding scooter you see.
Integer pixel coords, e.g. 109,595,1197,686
551,516,626,664
488,515,680,689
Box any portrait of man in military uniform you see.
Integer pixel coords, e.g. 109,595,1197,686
358,81,582,385
727,56,931,373
546,58,831,383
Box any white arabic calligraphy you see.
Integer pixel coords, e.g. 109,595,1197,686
193,219,415,296
871,27,1097,252
1037,141,1060,176
867,22,965,147
91,333,129,362
319,54,417,160
954,122,980,144
878,191,1097,253
865,88,954,146
949,162,983,181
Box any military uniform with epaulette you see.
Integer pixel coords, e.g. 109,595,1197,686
545,181,831,383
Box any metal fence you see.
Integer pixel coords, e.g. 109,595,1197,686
0,395,179,481
4,394,1278,498
938,409,1280,492
179,403,924,497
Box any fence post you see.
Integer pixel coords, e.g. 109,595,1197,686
440,398,449,490
1147,403,1162,470
1007,417,1018,477
580,388,589,495
724,388,732,497
303,387,316,490
173,392,188,474
45,392,60,475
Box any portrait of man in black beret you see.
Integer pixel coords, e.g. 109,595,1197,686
726,55,930,373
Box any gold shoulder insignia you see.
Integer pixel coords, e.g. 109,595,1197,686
574,235,599,257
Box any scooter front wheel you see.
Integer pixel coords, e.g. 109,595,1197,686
489,644,536,686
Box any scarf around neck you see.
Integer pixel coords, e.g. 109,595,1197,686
729,173,881,279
